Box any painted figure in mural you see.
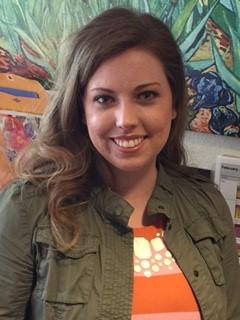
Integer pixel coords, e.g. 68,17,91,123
0,72,47,189
186,68,240,136
0,7,239,320
0,47,50,84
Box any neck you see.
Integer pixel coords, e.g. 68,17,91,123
99,162,158,227
111,167,157,199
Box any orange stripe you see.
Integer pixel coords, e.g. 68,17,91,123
132,273,199,314
134,226,163,240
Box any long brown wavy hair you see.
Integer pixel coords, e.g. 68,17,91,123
16,7,188,250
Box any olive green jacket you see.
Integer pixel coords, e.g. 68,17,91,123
0,167,240,320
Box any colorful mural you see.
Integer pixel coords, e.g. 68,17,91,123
1,0,239,131
0,73,47,188
0,0,239,187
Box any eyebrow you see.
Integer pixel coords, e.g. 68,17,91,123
89,82,161,92
135,82,161,90
90,87,114,93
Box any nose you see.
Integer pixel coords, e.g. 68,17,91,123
115,100,138,129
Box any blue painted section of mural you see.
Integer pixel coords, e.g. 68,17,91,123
0,87,39,98
220,0,233,11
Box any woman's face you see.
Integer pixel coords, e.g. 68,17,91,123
83,48,176,175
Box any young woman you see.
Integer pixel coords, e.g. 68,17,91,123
0,7,239,320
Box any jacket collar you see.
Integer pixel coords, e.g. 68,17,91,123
90,165,174,228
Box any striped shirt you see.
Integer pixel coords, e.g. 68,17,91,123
132,225,201,320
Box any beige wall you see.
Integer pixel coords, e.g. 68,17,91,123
184,131,240,172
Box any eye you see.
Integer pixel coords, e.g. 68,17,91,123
94,95,114,105
137,90,158,103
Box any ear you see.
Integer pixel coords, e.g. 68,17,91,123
172,108,177,120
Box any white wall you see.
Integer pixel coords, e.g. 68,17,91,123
183,131,240,171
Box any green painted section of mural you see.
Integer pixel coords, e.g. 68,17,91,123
0,0,239,136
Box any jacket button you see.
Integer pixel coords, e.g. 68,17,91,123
115,207,123,216
193,270,199,277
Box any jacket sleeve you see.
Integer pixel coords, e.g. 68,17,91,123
217,193,240,320
0,182,35,319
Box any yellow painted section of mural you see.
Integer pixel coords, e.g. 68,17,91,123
0,73,48,115
0,131,14,189
0,73,47,189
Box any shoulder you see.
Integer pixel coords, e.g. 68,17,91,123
0,178,48,206
170,172,232,235
0,179,48,231
159,165,223,213
172,172,226,211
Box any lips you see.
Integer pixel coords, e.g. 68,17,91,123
112,136,145,149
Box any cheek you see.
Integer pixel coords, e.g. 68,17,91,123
85,115,109,146
86,120,100,140
151,111,174,133
85,108,114,135
85,109,99,132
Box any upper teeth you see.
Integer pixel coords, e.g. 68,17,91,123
114,137,143,148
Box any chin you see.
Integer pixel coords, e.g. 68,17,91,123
110,160,156,174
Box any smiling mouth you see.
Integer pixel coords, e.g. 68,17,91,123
112,137,145,148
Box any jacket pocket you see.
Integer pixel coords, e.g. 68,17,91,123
185,216,227,286
34,226,99,305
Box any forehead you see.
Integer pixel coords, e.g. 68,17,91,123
86,48,167,89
